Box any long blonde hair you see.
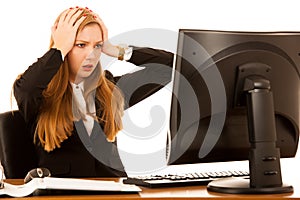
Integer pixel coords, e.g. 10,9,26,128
35,8,124,152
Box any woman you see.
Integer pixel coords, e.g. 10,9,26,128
13,7,173,178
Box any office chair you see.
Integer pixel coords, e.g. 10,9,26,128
0,110,38,178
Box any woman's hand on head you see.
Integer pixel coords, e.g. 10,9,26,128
51,8,86,58
94,13,119,58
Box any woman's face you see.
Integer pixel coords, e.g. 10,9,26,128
68,23,103,84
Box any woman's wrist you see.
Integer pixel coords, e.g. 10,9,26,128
103,43,133,60
52,46,67,60
116,45,125,60
116,44,133,61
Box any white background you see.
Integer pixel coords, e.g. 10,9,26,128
0,0,299,175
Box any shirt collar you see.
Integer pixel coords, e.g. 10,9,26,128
70,81,84,91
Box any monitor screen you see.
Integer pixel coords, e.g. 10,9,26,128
168,29,300,165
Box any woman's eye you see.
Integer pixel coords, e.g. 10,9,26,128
95,44,103,49
76,43,85,48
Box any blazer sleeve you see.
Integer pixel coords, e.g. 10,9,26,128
112,46,174,108
13,48,63,123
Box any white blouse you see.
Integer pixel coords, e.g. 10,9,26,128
71,81,96,136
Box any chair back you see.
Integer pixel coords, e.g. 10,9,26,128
0,110,37,178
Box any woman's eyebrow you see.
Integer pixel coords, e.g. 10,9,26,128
75,40,103,43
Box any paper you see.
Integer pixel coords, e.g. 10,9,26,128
0,177,141,197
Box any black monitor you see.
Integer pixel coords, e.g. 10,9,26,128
168,29,300,193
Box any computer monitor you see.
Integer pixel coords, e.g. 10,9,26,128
168,29,300,193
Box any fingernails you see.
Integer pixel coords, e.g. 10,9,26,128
93,15,97,19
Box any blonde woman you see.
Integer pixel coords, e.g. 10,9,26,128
13,7,173,178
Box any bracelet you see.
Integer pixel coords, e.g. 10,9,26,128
117,44,133,61
117,46,125,61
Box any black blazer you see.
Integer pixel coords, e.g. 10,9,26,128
13,47,173,178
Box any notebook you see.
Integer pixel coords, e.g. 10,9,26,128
0,177,141,197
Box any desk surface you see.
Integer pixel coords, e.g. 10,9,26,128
1,158,299,199
1,176,299,200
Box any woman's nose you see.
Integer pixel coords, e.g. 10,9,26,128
86,48,101,60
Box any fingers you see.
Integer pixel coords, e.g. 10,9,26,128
55,7,106,32
64,8,78,23
56,8,83,28
51,21,58,32
67,8,84,26
73,14,86,30
56,9,69,27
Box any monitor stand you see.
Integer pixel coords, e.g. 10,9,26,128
207,64,293,194
207,177,293,194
